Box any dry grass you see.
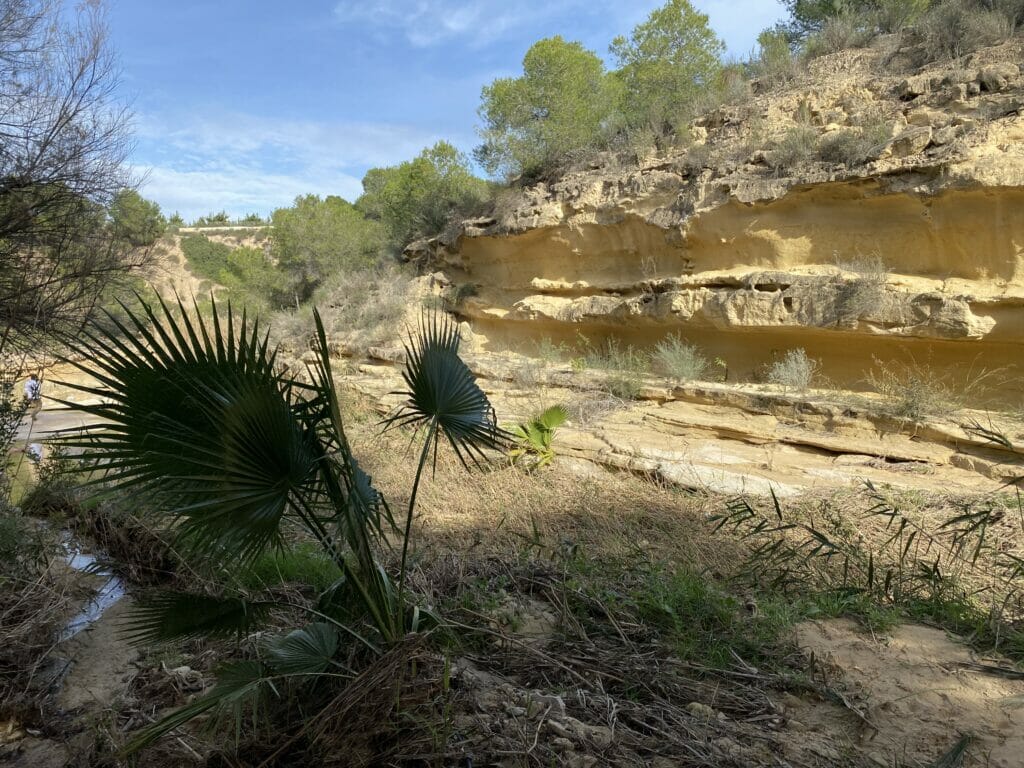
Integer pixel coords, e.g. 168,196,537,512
348,397,726,571
0,522,75,718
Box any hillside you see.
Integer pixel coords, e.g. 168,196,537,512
324,36,1024,500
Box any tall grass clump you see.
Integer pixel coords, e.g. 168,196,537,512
767,348,819,393
713,486,1024,659
653,334,709,383
584,338,650,400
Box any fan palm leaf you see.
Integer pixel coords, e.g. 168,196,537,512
59,296,320,562
381,311,509,609
267,622,342,675
121,592,274,645
382,311,508,469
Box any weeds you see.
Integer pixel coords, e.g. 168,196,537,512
767,348,819,393
583,338,650,400
653,334,709,383
712,484,1024,659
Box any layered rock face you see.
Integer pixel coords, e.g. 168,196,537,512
410,40,1024,405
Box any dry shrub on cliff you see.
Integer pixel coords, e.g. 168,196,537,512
818,122,891,167
654,334,710,382
771,124,820,172
584,338,650,400
831,255,889,326
270,265,413,354
804,14,876,58
919,0,1020,60
768,348,819,393
866,354,1006,421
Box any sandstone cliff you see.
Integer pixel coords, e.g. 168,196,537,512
408,38,1024,406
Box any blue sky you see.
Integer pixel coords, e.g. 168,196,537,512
108,0,787,220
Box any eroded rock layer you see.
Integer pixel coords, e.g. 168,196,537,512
410,40,1024,405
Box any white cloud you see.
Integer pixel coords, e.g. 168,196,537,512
331,0,786,52
132,111,461,220
333,0,611,47
136,164,365,221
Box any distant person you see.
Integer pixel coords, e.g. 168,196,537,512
24,373,41,415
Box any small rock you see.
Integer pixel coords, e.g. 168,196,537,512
504,705,527,718
888,127,932,159
525,692,566,718
898,75,930,100
978,63,1019,93
546,719,572,739
931,125,959,146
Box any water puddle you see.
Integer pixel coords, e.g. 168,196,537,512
59,540,126,642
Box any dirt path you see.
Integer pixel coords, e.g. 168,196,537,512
795,619,1024,768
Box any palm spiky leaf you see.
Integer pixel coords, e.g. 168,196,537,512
267,622,341,675
122,592,274,645
510,404,567,468
124,660,275,754
58,295,322,562
382,311,508,468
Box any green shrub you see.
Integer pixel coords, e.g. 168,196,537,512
653,334,709,382
771,124,820,171
270,195,385,301
819,122,891,167
180,234,233,281
754,27,800,86
357,142,490,250
767,348,819,392
475,36,621,179
610,0,726,132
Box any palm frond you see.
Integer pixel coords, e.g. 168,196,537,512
536,404,568,431
123,660,274,754
382,311,509,468
121,592,273,645
267,622,341,675
58,296,322,562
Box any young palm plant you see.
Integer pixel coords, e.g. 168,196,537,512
508,404,568,470
58,296,506,753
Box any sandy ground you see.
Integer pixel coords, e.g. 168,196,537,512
795,619,1024,768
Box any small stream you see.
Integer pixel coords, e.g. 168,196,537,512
59,537,127,642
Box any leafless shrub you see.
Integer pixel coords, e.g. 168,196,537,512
767,348,819,393
866,355,1006,421
832,255,889,326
